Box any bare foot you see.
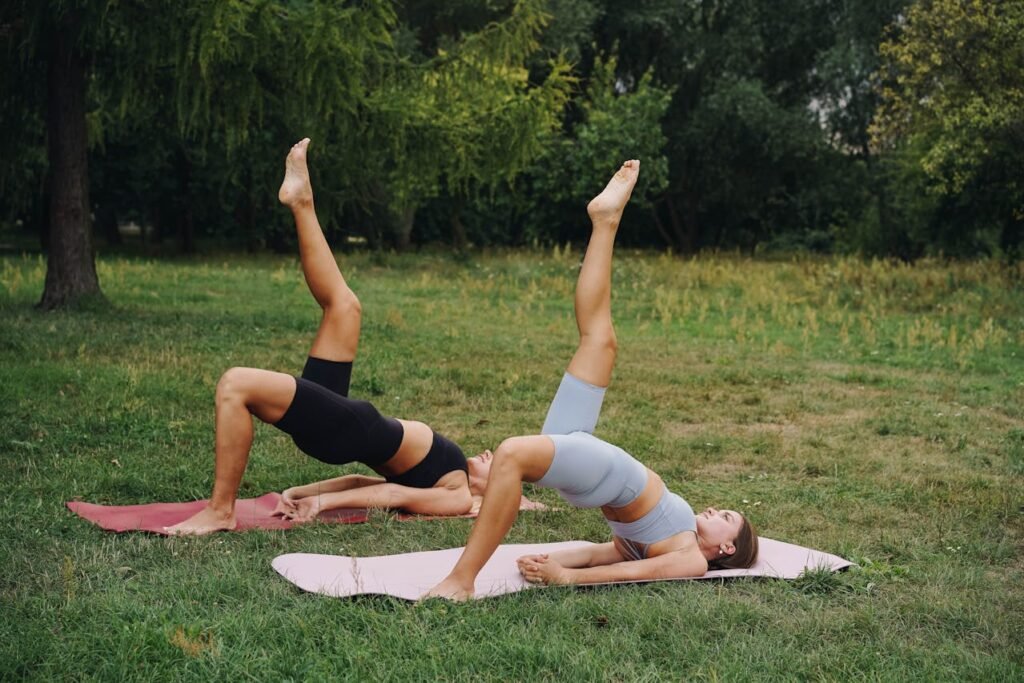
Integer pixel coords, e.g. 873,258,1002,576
278,138,313,208
422,575,474,602
164,506,237,536
586,159,640,228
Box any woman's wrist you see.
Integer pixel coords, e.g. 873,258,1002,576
556,567,578,585
286,485,309,499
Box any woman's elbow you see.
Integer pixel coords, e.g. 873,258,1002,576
450,487,474,515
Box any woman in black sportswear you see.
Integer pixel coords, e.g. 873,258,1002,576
166,139,492,535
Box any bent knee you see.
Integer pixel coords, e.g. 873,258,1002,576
325,289,361,319
581,329,618,357
216,367,245,399
215,367,265,403
492,436,546,475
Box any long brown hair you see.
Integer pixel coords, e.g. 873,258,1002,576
709,515,758,570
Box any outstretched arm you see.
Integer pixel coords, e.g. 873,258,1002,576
285,474,385,500
519,549,708,586
273,474,385,516
281,481,472,521
517,542,624,570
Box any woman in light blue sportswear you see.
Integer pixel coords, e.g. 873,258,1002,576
429,160,759,600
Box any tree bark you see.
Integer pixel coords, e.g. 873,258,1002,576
651,203,674,248
450,201,468,251
40,10,104,309
390,205,416,251
666,192,697,255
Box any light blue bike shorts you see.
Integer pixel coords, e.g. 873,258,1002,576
536,373,648,509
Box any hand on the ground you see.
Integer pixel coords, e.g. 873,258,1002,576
516,553,548,572
518,554,569,585
271,492,298,517
282,495,321,522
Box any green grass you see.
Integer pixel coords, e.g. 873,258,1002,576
2,250,1022,680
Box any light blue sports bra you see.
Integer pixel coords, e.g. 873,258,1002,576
607,490,696,560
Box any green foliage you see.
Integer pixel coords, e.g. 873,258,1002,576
4,0,1020,259
874,0,1024,253
577,0,885,252
1,0,572,253
350,0,573,244
874,0,1024,192
547,56,671,208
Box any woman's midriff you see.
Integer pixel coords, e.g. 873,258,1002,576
600,468,664,523
605,469,698,558
373,419,434,478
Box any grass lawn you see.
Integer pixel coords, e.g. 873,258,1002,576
1,249,1022,680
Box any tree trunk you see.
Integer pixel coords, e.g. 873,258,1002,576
450,202,468,251
40,10,104,309
666,193,697,255
651,203,674,248
391,205,416,251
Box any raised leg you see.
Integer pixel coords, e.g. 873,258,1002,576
279,138,361,362
164,369,297,536
424,161,640,599
565,160,640,388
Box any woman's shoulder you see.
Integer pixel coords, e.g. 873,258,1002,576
653,541,709,578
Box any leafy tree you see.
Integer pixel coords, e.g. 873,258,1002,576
2,0,400,306
809,0,910,255
525,56,672,245
873,0,1024,254
341,0,573,249
1,3,104,308
579,0,853,252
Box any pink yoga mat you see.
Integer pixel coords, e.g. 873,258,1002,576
272,538,853,600
66,493,546,534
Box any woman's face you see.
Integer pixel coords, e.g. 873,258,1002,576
696,506,744,554
466,449,493,496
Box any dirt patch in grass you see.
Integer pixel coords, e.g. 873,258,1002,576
975,407,1024,430
667,408,875,439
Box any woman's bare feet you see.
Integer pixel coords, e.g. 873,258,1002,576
422,575,475,602
164,505,237,536
586,159,640,228
278,138,314,208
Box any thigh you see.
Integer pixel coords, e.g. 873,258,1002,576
230,368,297,424
308,306,360,364
300,356,353,397
499,435,557,483
565,336,616,390
541,373,606,435
536,433,612,500
536,433,644,508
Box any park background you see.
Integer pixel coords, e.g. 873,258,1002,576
2,0,1023,680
